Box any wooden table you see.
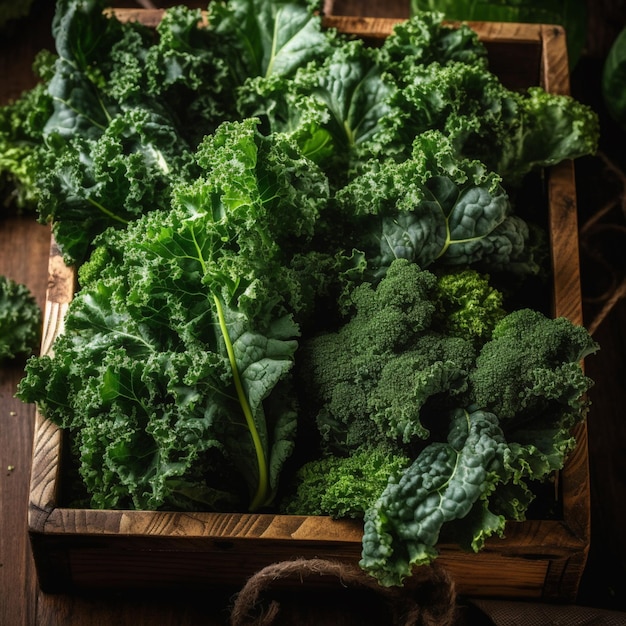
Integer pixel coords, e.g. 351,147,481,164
2,1,626,624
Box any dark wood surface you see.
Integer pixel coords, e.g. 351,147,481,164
2,1,626,625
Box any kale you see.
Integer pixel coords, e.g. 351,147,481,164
290,261,597,586
14,0,601,587
0,276,41,361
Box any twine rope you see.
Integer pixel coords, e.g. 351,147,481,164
579,150,626,335
229,558,456,626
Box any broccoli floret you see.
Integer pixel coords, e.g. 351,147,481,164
470,308,599,424
435,268,507,343
281,445,411,518
297,259,480,448
371,334,476,442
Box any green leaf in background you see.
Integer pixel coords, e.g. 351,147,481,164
0,275,41,361
603,26,626,132
410,0,587,68
0,51,54,215
0,0,34,32
208,0,333,83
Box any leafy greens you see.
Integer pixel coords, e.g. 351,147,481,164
16,0,600,587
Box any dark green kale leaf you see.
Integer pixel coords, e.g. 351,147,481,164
38,106,195,265
379,9,488,72
0,51,54,214
336,131,536,276
377,60,599,186
208,0,334,85
360,407,509,587
296,259,478,452
281,445,411,518
471,308,599,432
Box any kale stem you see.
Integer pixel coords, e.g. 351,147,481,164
212,292,269,511
86,196,130,225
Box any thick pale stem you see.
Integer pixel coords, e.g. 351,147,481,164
212,293,269,511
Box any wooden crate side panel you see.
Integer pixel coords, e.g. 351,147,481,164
542,549,590,603
30,530,551,598
29,510,587,594
67,547,551,599
36,509,584,555
540,25,571,96
38,508,365,542
31,535,557,600
539,20,590,572
28,239,74,531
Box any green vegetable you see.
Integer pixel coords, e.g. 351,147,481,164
18,119,329,511
208,0,334,83
295,260,478,449
281,445,411,518
0,51,54,214
436,268,507,343
288,259,598,585
360,407,509,586
237,9,598,188
0,275,41,361
378,61,599,187
471,308,598,426
336,130,537,277
16,0,601,586
35,0,337,265
603,25,626,132
31,0,598,266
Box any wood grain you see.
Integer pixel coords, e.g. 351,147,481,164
0,219,53,626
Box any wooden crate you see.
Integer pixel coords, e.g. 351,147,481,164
28,12,589,602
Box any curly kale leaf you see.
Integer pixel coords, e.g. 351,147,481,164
46,0,142,140
435,268,507,344
208,0,333,85
39,1,229,264
360,407,508,587
491,86,600,185
238,39,395,179
409,0,587,69
127,6,233,144
379,10,488,72
0,276,41,361
18,119,331,511
243,10,488,174
39,107,194,265
337,131,536,276
0,51,54,214
378,60,599,186
471,308,599,428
